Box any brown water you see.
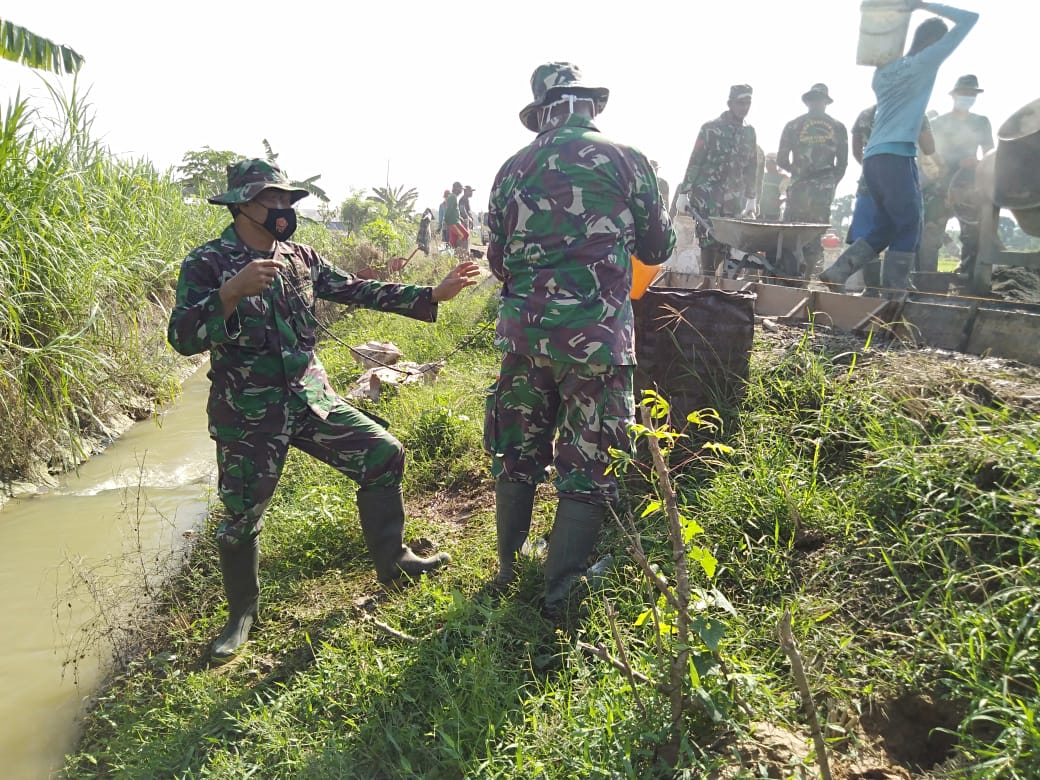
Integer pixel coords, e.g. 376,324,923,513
0,367,214,778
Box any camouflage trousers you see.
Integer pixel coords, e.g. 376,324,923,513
214,395,404,551
483,353,635,505
785,180,836,276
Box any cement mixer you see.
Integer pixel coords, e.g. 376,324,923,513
967,97,1040,294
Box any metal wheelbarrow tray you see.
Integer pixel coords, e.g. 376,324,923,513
709,217,830,281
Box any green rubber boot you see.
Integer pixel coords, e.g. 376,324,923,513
543,498,605,615
861,259,882,298
357,486,450,583
820,238,876,288
495,479,536,587
211,536,260,660
881,250,917,300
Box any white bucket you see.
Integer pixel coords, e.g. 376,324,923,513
857,0,912,67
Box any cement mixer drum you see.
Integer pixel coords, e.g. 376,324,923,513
993,97,1040,236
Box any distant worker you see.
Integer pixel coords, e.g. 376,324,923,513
845,104,936,295
821,2,979,297
760,152,790,221
444,181,469,255
679,84,759,276
167,159,479,659
651,160,670,207
437,190,450,246
922,74,994,277
777,83,849,278
417,208,434,255
459,185,476,230
486,62,674,617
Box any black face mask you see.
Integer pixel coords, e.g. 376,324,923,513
243,203,297,241
262,206,297,241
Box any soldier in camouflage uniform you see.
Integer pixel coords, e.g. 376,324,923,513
167,159,479,658
485,62,674,615
920,74,994,275
679,84,758,276
777,84,849,279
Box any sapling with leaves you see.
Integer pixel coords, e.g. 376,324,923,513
604,390,741,747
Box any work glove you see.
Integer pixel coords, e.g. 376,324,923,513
742,198,758,218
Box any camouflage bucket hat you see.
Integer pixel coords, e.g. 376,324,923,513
207,159,310,206
519,62,609,132
801,83,834,105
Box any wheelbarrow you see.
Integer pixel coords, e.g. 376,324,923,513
708,217,831,286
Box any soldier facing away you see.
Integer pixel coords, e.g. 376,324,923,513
167,159,479,659
678,84,759,276
777,83,849,278
485,62,674,617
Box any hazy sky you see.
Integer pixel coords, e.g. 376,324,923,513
0,0,1027,214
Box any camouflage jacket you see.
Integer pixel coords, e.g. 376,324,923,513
487,114,674,366
777,112,849,186
168,224,437,437
680,111,758,217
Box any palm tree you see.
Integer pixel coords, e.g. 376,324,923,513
1,18,84,74
367,185,419,223
262,138,329,203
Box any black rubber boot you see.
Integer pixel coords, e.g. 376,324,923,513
357,486,450,583
861,259,882,298
819,239,876,288
881,250,917,300
495,479,536,587
211,536,260,660
543,498,605,615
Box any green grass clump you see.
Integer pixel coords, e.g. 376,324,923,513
64,302,1040,778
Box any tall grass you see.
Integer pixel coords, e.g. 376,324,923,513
0,83,225,481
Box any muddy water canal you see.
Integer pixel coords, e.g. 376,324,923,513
0,368,214,777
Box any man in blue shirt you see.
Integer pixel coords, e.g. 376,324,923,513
821,1,978,297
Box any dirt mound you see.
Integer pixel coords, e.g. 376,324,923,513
991,265,1040,304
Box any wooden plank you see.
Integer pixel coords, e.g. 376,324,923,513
852,301,891,333
966,309,1040,363
811,290,891,330
781,296,811,321
895,301,973,351
752,283,811,321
